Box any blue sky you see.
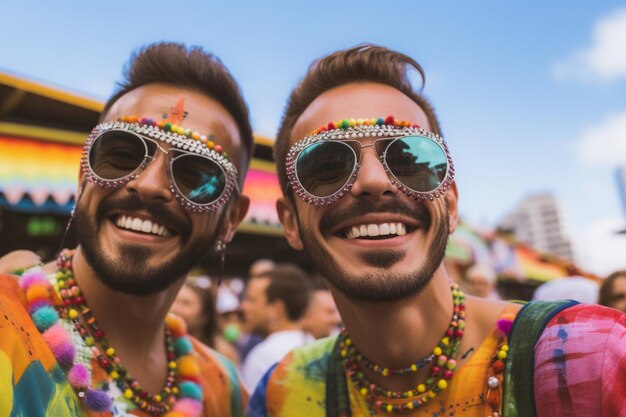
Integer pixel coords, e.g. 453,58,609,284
2,1,626,274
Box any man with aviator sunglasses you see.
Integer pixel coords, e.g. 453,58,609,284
0,42,251,416
248,45,626,416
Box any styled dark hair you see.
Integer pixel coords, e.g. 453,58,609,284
102,42,254,174
274,44,442,192
258,264,312,321
599,270,626,307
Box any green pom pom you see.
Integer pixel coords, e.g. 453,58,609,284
174,336,193,356
163,122,172,131
340,119,349,129
179,381,203,400
32,306,59,331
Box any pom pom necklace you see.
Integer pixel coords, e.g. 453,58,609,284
21,250,204,417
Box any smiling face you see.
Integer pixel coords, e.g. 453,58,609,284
277,82,458,302
74,83,249,295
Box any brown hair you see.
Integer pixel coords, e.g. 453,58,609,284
257,264,312,321
599,270,626,307
274,44,442,192
102,42,254,175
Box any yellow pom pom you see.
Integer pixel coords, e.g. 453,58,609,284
382,368,389,377
178,355,200,377
172,386,179,394
417,384,426,393
124,389,133,399
428,390,436,398
348,118,356,127
501,345,509,352
360,387,368,397
386,404,393,412
106,347,115,357
441,337,450,345
438,379,448,390
68,309,78,319
410,364,417,372
433,346,442,356
168,361,177,369
497,350,507,360
407,402,414,410
155,394,162,402
110,370,119,379
85,336,95,346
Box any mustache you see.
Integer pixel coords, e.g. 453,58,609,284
96,193,190,239
319,199,431,233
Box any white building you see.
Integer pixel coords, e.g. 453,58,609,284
499,194,575,262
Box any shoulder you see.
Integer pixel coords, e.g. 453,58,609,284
248,336,337,417
534,303,626,416
191,338,248,417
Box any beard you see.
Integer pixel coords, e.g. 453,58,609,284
74,192,218,296
299,199,449,303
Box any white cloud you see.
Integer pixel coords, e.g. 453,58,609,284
577,111,626,166
575,218,626,277
552,7,626,82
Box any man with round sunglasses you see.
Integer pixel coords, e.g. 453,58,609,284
248,45,626,416
0,43,251,416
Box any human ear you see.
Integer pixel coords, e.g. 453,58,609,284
219,195,250,243
444,182,459,234
276,197,304,250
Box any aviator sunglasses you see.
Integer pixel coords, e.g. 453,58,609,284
80,119,240,212
286,117,455,205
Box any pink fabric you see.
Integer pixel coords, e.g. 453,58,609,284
534,304,626,417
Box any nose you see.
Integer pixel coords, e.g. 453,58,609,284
126,152,175,204
349,147,398,199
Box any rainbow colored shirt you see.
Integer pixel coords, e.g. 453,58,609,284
0,273,247,417
248,304,626,417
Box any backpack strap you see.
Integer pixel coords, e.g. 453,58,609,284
502,300,579,417
326,337,352,417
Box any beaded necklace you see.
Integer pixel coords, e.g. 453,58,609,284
20,250,204,417
339,284,466,414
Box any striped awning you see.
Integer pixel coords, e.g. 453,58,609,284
0,135,282,232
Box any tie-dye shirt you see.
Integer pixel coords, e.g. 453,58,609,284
0,273,247,417
248,304,626,417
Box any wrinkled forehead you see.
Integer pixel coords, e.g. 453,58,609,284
291,82,431,143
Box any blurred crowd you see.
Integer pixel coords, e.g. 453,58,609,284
170,257,626,393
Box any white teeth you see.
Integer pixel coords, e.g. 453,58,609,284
141,220,153,233
345,222,409,239
114,215,170,237
131,218,143,231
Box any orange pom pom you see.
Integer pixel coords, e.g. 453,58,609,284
165,315,187,338
26,284,50,304
177,355,200,377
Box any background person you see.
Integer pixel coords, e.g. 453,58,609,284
302,277,342,339
240,264,313,391
599,270,626,313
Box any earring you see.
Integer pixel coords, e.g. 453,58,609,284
215,240,227,286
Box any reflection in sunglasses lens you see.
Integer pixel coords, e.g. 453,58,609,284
385,136,448,192
89,131,147,180
172,155,226,205
297,141,356,198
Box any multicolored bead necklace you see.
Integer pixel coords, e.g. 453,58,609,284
20,251,204,417
339,283,466,414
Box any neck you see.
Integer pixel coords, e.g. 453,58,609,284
70,246,185,391
332,266,457,390
270,319,302,334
